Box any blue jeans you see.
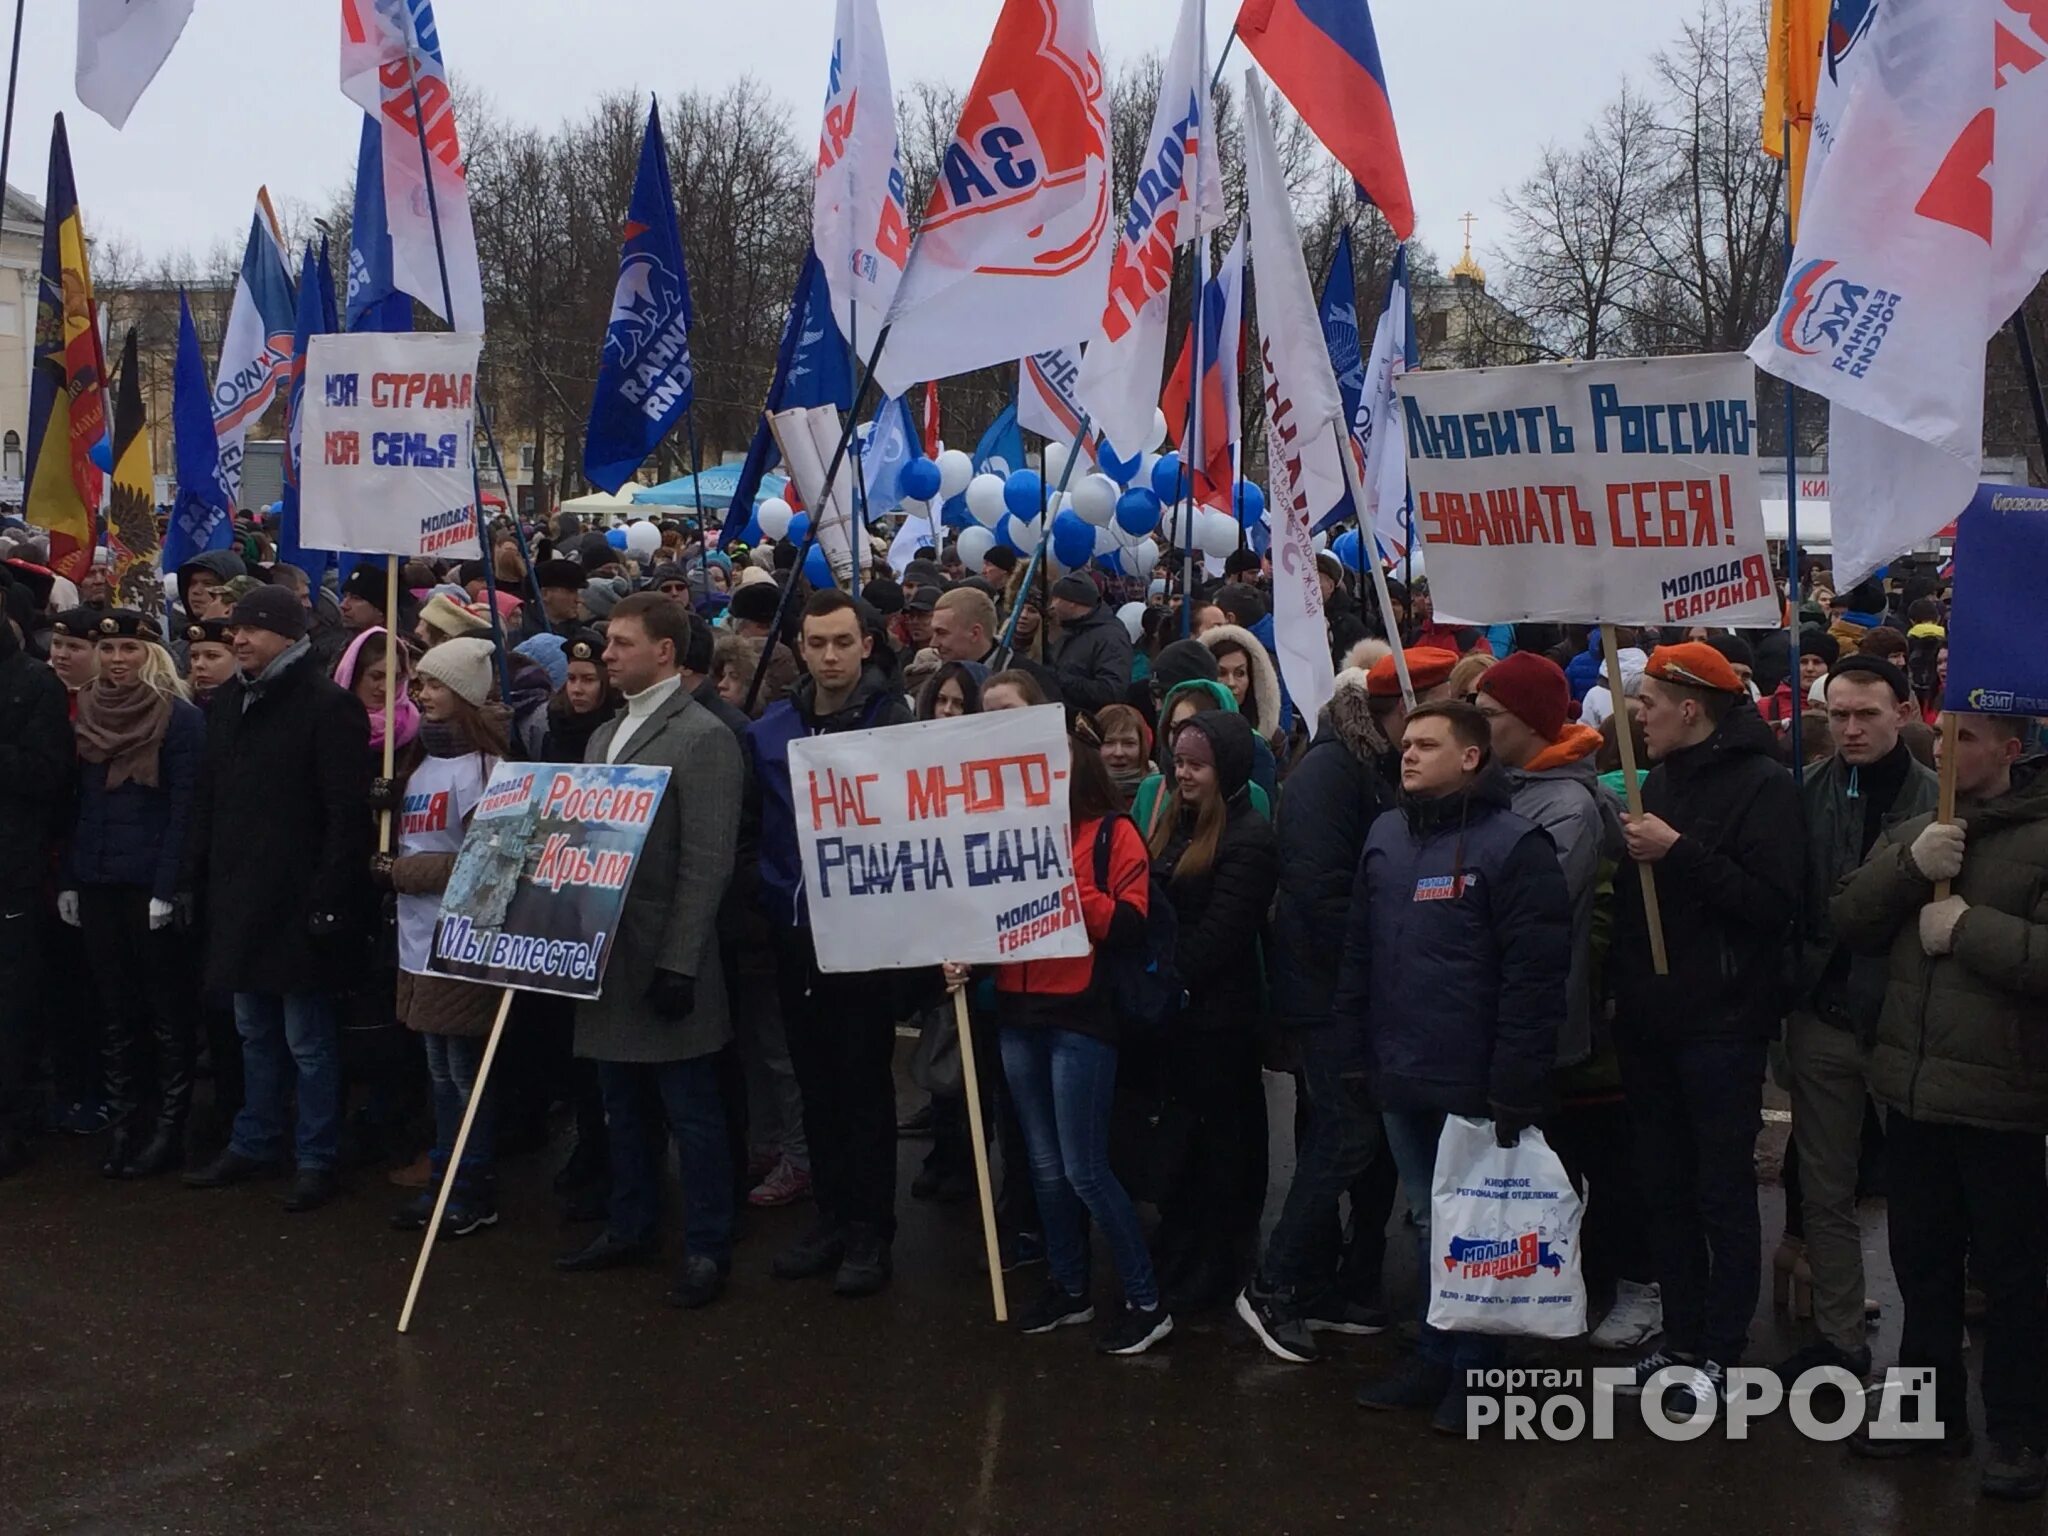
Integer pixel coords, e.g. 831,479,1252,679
425,1033,494,1194
1382,1108,1501,1374
230,992,340,1172
1000,1026,1157,1309
598,1056,734,1265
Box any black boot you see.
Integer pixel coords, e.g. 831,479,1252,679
833,1222,892,1298
101,1119,145,1179
121,1122,187,1179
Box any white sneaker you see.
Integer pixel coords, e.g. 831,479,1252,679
1589,1280,1663,1351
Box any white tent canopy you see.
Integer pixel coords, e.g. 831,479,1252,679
558,487,641,518
1761,498,1831,545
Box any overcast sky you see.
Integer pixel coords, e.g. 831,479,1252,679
13,0,1684,273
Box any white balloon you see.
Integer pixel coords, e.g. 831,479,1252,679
1150,407,1170,452
966,472,1009,527
1043,440,1069,485
1198,510,1240,559
1092,523,1118,558
936,448,974,499
1071,473,1119,526
1116,601,1147,642
1127,540,1159,577
955,526,996,568
1138,452,1162,491
1009,515,1041,554
1311,531,1329,553
1111,519,1147,551
757,497,794,540
625,520,662,557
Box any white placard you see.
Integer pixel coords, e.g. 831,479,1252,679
789,706,1088,974
1399,354,1779,626
300,331,485,560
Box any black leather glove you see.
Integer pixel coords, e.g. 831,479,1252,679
367,776,400,813
647,969,696,1020
1490,1103,1535,1150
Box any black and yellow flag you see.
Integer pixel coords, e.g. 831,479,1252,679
108,328,159,608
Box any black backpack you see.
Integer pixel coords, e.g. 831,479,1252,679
1091,815,1183,1037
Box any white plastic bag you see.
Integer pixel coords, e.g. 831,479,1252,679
1423,1115,1586,1339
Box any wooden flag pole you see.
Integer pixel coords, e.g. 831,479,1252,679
952,983,1008,1324
399,986,517,1334
1605,625,1669,976
1934,713,1960,901
377,556,400,854
1333,425,1414,708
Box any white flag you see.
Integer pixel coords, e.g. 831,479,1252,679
1356,246,1412,556
340,0,486,334
77,0,195,130
212,193,297,505
1074,0,1226,460
1019,345,1089,446
1749,0,2048,586
872,0,1112,399
1244,71,1341,727
814,0,910,353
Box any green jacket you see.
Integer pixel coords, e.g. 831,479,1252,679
1831,759,2048,1133
1794,751,1941,1043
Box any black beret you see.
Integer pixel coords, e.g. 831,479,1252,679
89,609,162,642
185,617,234,647
564,628,605,666
49,607,101,639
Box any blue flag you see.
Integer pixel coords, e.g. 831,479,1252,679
861,395,921,516
585,99,696,495
721,247,853,544
163,291,234,576
1320,229,1365,439
277,241,340,590
1945,483,2048,716
346,114,412,335
974,403,1024,477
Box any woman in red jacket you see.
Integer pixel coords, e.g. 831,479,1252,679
985,726,1170,1356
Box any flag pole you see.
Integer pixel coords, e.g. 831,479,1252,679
399,18,513,705
1333,423,1412,707
997,415,1092,658
2010,304,2048,472
1180,231,1210,638
0,0,24,232
471,396,547,614
683,403,710,558
741,325,890,715
1781,122,1804,773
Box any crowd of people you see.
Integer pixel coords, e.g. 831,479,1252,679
1,506,2044,1499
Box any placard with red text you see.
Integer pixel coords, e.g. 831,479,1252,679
788,705,1088,974
1398,354,1778,626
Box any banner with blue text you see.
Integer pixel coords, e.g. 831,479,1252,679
790,706,1087,974
1944,483,2048,717
1398,353,1777,626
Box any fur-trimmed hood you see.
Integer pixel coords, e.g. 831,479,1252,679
1199,623,1283,739
1319,665,1390,765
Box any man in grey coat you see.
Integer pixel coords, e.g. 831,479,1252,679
1475,654,1623,1068
555,594,744,1310
1048,573,1134,714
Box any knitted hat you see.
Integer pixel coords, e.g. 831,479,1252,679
1151,637,1219,692
1826,652,1911,701
1477,652,1570,740
226,585,308,642
1366,647,1459,699
1051,573,1099,608
729,581,781,625
515,633,570,691
862,578,905,615
581,577,628,620
419,592,490,640
1645,641,1744,694
735,564,775,589
341,566,389,607
415,636,497,707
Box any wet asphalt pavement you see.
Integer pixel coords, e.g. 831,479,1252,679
0,1068,2025,1535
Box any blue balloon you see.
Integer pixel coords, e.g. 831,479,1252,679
941,493,972,530
1114,488,1161,537
1149,453,1184,505
787,511,811,546
804,545,834,588
1333,529,1362,571
1096,440,1144,485
1232,481,1267,526
606,526,629,550
1003,469,1043,520
1050,508,1096,570
902,456,943,503
1096,548,1124,575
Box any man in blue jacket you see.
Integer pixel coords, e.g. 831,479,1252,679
1334,699,1571,1433
747,590,918,1298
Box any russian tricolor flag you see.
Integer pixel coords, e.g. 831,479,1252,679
1238,0,1415,240
1160,224,1245,508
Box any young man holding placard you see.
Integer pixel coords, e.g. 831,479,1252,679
555,594,744,1310
1831,711,2048,1498
1608,643,1800,1415
749,589,917,1298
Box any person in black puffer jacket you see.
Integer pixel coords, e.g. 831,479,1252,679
1145,708,1281,1314
1334,700,1570,1426
61,612,206,1179
1609,643,1800,1392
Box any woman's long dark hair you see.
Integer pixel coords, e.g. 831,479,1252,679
442,689,511,762
917,661,984,721
1068,722,1121,823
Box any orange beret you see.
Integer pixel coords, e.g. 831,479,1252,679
1645,641,1744,695
1366,647,1461,699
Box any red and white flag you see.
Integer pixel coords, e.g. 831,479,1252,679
339,0,486,334
872,0,1111,398
814,0,910,352
1074,0,1225,460
1750,0,2048,585
1244,71,1341,727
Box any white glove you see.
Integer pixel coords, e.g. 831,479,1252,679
1919,895,1970,957
1908,821,1965,882
148,898,175,931
56,890,80,928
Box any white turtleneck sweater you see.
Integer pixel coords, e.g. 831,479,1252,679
605,674,683,763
